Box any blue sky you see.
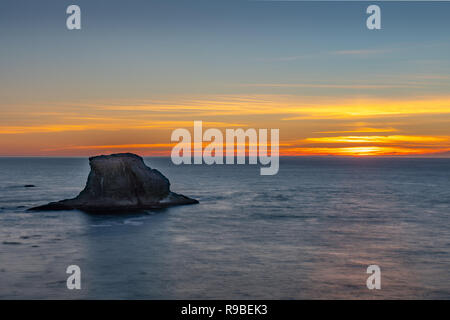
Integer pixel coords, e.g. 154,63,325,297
1,0,450,100
1,1,450,156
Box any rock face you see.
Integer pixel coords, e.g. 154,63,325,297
29,153,198,212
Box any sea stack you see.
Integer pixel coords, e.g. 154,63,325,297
29,153,198,212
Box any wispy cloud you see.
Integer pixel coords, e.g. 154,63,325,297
43,143,174,151
281,146,450,157
332,49,392,56
257,48,392,62
239,83,421,89
0,120,248,135
2,94,450,156
0,125,91,134
304,135,448,144
315,128,398,134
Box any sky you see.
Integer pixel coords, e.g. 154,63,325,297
1,0,450,157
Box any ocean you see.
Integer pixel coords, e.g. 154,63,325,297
0,157,449,299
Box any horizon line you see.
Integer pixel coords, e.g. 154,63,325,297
0,155,449,159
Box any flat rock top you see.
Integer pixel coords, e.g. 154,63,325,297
89,153,143,162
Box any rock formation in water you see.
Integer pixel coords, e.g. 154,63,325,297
29,153,198,212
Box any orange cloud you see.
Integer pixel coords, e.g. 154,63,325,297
282,146,450,157
315,128,398,134
0,121,247,135
304,135,448,144
1,94,450,156
0,125,92,134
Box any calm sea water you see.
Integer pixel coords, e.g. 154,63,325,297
0,157,449,299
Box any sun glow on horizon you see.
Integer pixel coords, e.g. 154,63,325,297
1,95,450,157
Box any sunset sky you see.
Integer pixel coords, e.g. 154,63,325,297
1,0,450,157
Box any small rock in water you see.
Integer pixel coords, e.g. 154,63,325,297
2,241,22,245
